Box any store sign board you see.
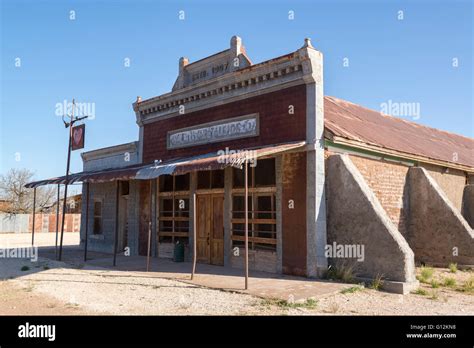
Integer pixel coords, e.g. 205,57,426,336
167,114,259,149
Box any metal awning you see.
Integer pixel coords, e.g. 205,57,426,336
136,141,307,179
24,163,147,188
24,141,307,188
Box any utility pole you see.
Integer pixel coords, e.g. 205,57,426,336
58,99,88,261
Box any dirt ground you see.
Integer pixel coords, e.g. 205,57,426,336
1,233,473,315
1,256,472,315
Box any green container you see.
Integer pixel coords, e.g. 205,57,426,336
173,241,185,262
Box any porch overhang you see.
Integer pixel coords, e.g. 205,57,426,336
135,141,307,179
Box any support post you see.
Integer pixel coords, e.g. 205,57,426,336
31,187,36,246
58,100,75,261
146,181,152,271
244,160,249,290
146,221,152,271
55,184,60,258
191,192,197,280
83,182,90,262
113,180,120,266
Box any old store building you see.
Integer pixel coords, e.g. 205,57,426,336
28,36,474,293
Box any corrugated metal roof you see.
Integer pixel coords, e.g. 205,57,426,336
136,141,306,179
25,142,306,187
324,96,474,168
24,164,146,188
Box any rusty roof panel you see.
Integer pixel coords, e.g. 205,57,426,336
324,96,474,168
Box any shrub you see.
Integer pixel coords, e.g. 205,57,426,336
341,285,364,294
430,280,440,288
326,264,355,283
430,290,439,300
412,288,428,296
369,273,384,290
443,277,456,288
418,266,434,283
20,266,29,272
448,263,457,273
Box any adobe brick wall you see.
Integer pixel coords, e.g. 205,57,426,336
420,163,466,211
462,185,474,228
406,167,474,266
142,84,307,163
348,155,410,236
326,154,417,286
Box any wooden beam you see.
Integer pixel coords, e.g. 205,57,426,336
83,182,90,262
31,187,36,246
146,181,152,272
244,160,249,290
55,184,60,258
191,192,197,280
113,180,120,266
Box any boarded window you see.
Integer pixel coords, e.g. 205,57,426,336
232,158,275,188
197,170,224,189
93,200,103,235
158,174,190,244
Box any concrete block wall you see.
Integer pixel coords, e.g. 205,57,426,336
80,181,118,254
406,167,474,266
127,180,140,255
326,154,417,286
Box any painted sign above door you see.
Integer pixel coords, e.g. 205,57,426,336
167,114,259,150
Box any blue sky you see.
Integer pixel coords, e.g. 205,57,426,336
1,0,472,184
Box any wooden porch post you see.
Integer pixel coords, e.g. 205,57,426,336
146,180,152,271
31,187,36,246
55,184,60,258
244,160,249,290
191,191,197,280
113,180,120,266
83,182,90,262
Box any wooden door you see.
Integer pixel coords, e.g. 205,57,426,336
210,195,224,265
196,195,211,263
196,194,224,265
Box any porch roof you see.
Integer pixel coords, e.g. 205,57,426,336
24,141,306,188
135,141,306,179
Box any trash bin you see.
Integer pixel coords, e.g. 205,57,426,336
173,241,185,262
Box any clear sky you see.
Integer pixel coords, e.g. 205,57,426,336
1,0,472,184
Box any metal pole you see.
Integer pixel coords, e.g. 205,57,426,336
31,187,36,246
83,182,90,262
146,181,152,271
113,180,120,266
244,160,249,290
146,221,152,272
191,191,197,280
55,184,60,258
58,99,75,261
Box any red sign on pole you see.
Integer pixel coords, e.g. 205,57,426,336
71,124,85,151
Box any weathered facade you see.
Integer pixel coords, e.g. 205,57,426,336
72,36,474,293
